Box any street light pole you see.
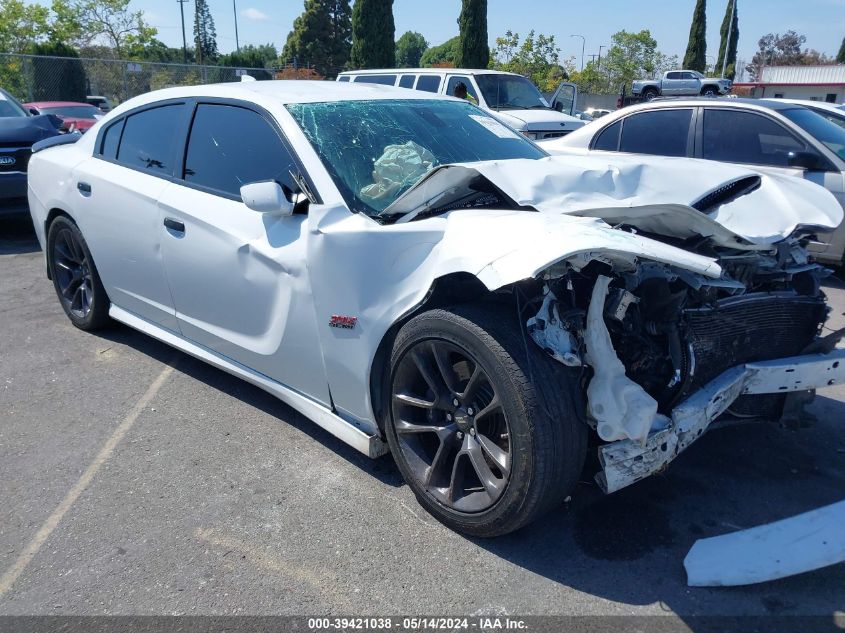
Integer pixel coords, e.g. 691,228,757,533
721,0,736,78
570,34,585,71
177,0,189,64
233,0,240,52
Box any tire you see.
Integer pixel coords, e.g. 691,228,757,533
700,86,718,97
643,88,659,101
47,215,110,330
386,304,587,537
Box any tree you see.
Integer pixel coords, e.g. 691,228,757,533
30,40,86,101
837,36,844,63
491,30,574,92
282,0,351,77
591,29,677,94
350,0,394,69
746,31,834,80
420,36,460,67
683,0,707,72
220,44,278,79
715,0,738,79
0,0,49,53
457,0,488,68
193,0,217,64
59,0,157,59
395,31,427,68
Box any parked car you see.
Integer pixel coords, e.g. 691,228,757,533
583,107,612,119
543,97,845,265
86,95,112,112
24,101,103,133
0,88,62,216
27,82,845,536
338,68,585,140
632,70,732,100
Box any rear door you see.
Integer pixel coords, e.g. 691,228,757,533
73,102,190,331
662,72,683,95
157,101,330,402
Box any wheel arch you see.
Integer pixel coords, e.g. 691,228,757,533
700,84,719,94
368,272,491,435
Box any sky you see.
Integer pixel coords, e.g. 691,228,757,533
140,0,845,75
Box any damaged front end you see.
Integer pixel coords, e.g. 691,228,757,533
525,229,845,493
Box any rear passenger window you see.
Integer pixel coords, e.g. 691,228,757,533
416,75,441,93
117,104,185,174
619,109,692,157
100,119,124,159
398,75,415,89
338,76,350,82
353,74,396,86
184,104,297,198
593,121,621,151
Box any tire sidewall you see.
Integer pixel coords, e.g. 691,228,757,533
47,216,108,330
386,311,541,535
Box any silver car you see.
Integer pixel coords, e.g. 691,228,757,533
545,98,845,265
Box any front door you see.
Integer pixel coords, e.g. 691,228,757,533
158,102,330,403
550,82,578,116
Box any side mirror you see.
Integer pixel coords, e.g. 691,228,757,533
787,150,826,171
553,102,563,112
240,181,295,216
28,107,39,116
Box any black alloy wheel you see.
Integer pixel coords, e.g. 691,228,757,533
47,216,110,330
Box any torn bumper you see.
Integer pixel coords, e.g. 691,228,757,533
597,348,845,493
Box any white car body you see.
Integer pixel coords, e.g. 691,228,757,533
26,82,845,532
338,68,585,140
542,97,845,265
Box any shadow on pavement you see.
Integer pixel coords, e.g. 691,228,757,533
0,216,40,255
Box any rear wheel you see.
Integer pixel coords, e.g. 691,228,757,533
386,305,587,537
643,88,659,101
701,86,718,97
47,216,110,330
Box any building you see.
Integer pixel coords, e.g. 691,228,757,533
733,65,845,103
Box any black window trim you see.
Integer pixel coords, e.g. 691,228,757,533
590,107,696,157
93,96,322,205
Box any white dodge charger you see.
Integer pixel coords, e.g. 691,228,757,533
27,81,845,536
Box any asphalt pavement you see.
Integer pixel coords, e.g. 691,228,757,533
1,216,844,623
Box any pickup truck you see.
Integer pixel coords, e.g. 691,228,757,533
632,70,732,101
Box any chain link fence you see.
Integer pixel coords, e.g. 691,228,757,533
0,53,284,106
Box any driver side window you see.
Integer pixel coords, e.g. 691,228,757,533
183,103,297,198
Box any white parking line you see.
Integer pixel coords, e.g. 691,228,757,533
0,360,177,598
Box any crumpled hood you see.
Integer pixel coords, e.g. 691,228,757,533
389,154,842,248
0,115,62,143
490,108,584,132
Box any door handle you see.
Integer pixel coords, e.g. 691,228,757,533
77,182,91,195
163,217,185,233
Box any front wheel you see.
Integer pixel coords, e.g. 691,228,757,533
47,215,110,330
386,305,587,537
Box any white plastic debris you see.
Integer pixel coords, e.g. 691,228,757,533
684,500,845,586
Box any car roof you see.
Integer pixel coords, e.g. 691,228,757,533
24,101,93,107
644,96,803,110
110,80,461,116
339,68,521,77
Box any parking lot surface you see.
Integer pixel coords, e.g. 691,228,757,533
1,216,844,621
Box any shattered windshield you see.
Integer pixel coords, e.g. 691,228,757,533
475,74,550,110
286,99,545,218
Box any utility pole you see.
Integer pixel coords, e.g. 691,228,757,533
721,0,736,78
233,0,240,52
597,45,606,71
570,34,585,71
177,0,189,63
